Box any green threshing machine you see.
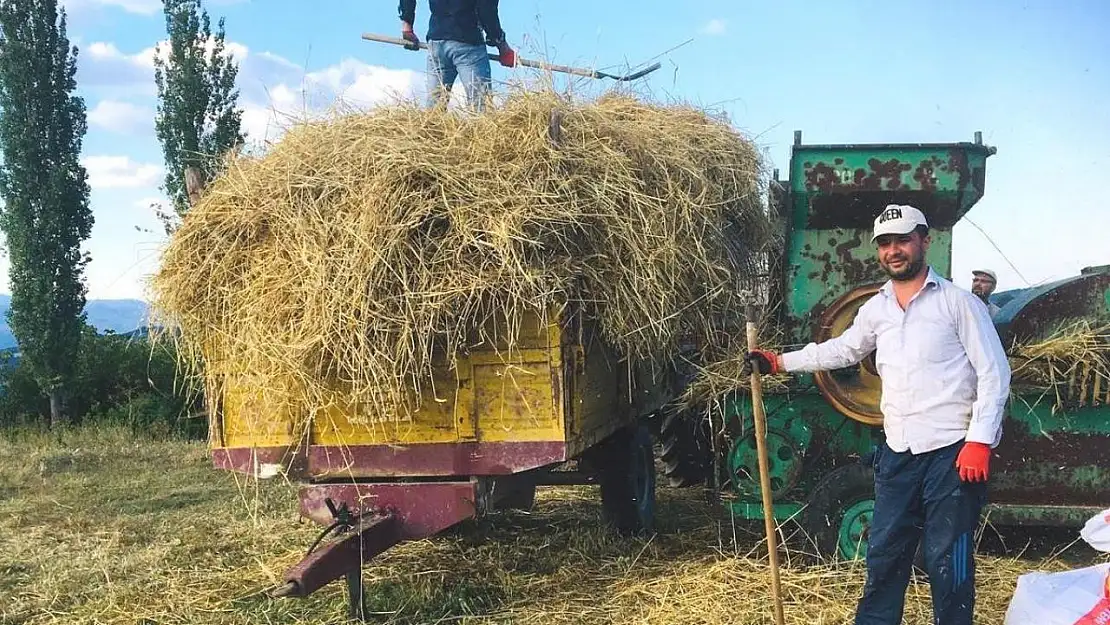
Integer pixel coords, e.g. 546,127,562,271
658,130,1110,560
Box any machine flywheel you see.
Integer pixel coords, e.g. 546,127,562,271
812,284,885,426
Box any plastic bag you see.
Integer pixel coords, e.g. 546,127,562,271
1081,508,1110,553
1004,563,1110,625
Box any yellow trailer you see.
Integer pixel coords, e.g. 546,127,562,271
210,305,666,608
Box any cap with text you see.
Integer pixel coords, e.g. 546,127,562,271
872,204,929,242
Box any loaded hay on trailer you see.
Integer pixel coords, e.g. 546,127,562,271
150,89,776,431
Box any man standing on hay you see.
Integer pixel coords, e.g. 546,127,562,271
747,204,1011,625
397,0,516,111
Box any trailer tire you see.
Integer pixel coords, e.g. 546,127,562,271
658,411,711,488
593,423,656,537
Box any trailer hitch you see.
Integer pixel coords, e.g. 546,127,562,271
271,497,401,620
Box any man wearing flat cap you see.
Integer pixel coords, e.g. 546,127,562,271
971,269,1001,318
745,204,1011,625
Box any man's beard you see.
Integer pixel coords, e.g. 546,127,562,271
880,253,925,281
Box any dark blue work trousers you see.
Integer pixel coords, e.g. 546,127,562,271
855,441,987,625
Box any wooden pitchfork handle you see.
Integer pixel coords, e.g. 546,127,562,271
360,32,661,81
746,304,786,625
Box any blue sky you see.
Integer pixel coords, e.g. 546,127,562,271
1,0,1106,301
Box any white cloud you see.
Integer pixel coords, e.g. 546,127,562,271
78,39,419,155
79,42,156,91
239,57,421,144
701,19,727,36
88,100,155,135
64,0,246,16
78,38,247,94
77,38,419,143
63,0,160,15
83,156,163,190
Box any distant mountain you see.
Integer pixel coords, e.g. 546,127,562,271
0,294,149,350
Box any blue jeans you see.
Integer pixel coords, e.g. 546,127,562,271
426,40,491,111
855,441,987,625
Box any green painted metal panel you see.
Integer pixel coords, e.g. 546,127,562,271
788,144,994,227
783,228,953,344
777,138,993,347
727,501,803,521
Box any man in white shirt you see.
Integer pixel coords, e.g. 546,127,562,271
746,204,1011,625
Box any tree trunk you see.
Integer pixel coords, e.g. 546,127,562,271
49,388,67,428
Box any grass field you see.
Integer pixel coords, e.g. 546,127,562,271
0,427,1104,624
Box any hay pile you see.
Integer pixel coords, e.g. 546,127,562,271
172,87,1110,422
150,90,775,422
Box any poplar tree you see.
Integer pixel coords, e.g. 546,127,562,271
154,0,242,230
0,0,94,426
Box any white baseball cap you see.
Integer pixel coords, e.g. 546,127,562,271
972,269,997,282
871,204,929,243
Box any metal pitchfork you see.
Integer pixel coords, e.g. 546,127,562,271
361,32,662,82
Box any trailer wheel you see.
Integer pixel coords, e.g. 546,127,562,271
593,423,656,536
804,464,875,561
658,411,711,488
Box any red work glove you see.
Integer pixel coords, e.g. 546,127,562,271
401,23,420,50
746,350,780,375
497,43,516,68
956,442,991,482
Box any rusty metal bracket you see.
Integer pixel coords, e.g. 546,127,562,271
271,506,400,600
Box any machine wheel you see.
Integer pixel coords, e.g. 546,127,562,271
658,411,711,488
804,464,930,570
593,422,656,536
804,464,876,561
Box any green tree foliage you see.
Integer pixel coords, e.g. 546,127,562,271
153,0,243,231
0,0,93,428
0,328,203,438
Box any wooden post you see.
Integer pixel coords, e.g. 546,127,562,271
184,166,204,207
746,304,786,625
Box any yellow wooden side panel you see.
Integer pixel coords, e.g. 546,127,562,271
311,364,471,446
220,381,299,448
220,307,567,449
470,349,564,443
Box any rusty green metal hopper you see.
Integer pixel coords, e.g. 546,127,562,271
788,130,996,230
778,131,997,347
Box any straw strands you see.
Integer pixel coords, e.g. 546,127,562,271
672,315,1110,418
1008,318,1110,409
3,428,1090,624
150,89,775,424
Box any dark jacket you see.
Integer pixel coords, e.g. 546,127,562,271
398,0,506,46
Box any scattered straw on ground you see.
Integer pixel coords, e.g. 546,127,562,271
150,88,775,425
2,427,1104,625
